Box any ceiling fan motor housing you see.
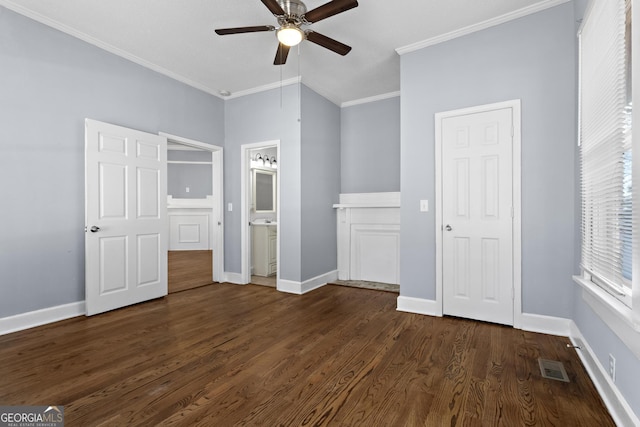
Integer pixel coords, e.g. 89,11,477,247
277,0,307,22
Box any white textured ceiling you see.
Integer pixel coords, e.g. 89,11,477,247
1,0,567,105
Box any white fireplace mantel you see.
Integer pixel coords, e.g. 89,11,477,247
333,192,401,284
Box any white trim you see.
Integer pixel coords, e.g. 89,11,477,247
168,143,206,151
396,296,443,317
333,192,401,209
167,195,214,209
0,301,85,336
226,77,301,100
241,140,281,286
0,0,220,97
570,322,640,427
167,160,213,165
224,272,245,285
341,91,400,108
395,0,570,55
519,313,572,336
574,275,640,359
434,100,522,327
159,133,224,284
277,270,337,295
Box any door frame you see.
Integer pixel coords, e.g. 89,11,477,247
434,99,522,328
159,132,224,284
240,140,280,285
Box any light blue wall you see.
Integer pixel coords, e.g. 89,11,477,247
301,86,341,280
341,97,401,193
224,84,340,283
400,3,577,319
168,164,212,199
224,85,302,280
168,151,213,198
0,7,224,317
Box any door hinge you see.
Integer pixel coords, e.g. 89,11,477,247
512,287,515,300
511,126,514,137
510,206,514,218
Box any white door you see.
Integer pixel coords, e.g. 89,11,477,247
441,107,514,325
85,119,168,316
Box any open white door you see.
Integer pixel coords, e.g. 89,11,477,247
85,119,168,316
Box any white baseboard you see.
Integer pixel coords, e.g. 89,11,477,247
224,272,246,285
0,301,85,336
396,296,442,316
277,270,338,295
519,313,572,336
570,322,640,427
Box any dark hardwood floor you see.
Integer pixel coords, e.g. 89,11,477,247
0,284,614,426
168,250,213,293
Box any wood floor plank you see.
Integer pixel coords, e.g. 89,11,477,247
168,250,213,293
0,283,615,426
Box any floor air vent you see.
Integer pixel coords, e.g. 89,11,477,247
538,358,570,382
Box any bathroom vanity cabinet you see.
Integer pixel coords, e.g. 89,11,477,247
252,224,277,277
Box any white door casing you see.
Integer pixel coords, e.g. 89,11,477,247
436,101,521,326
85,119,168,316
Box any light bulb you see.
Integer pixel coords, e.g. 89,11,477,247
277,25,304,47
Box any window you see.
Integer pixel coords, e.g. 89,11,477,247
578,0,633,307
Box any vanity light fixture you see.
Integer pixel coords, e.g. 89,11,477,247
252,153,277,168
264,155,277,168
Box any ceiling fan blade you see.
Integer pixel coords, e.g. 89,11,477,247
215,25,274,35
306,31,352,56
274,43,291,65
304,0,358,23
261,0,285,15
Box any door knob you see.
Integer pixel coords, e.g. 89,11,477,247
90,226,100,232
445,224,452,231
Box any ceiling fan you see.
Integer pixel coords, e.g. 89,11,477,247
215,0,358,65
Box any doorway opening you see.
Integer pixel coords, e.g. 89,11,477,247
161,133,224,292
241,141,280,288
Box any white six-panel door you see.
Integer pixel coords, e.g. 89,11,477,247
85,119,168,316
441,107,514,325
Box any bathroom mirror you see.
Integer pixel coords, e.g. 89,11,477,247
253,169,276,212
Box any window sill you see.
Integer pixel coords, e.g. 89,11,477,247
572,275,640,359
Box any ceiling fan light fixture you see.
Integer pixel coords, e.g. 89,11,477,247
277,24,304,47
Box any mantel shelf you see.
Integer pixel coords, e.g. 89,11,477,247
333,203,400,209
333,192,401,210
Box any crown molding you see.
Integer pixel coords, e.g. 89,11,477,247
0,0,222,98
225,76,302,100
396,0,571,55
341,91,400,108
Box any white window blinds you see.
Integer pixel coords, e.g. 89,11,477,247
579,0,632,303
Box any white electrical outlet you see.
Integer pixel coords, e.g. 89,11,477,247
609,353,616,382
186,187,190,193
